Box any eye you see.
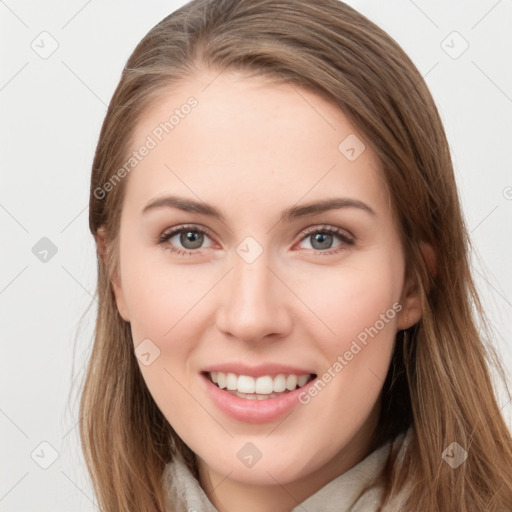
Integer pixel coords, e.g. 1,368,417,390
296,225,355,254
158,224,214,255
158,224,355,257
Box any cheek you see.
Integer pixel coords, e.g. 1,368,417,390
119,248,208,429
119,245,212,411
120,241,208,342
295,253,402,405
299,254,403,342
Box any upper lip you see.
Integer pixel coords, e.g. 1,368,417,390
201,362,317,378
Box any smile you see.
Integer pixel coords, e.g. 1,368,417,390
205,371,316,400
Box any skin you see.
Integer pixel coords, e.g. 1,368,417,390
101,69,425,512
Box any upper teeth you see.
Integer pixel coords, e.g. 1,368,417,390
210,372,312,394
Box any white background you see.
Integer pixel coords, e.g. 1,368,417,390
1,0,511,510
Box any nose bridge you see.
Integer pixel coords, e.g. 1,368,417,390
216,243,291,342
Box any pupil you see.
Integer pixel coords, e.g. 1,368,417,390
181,231,203,249
312,233,332,250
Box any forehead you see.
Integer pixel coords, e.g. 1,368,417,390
124,71,388,216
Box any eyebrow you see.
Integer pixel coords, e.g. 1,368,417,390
142,195,377,222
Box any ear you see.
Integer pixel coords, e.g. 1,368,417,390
95,226,130,322
396,241,436,330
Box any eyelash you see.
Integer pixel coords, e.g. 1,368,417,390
157,224,355,257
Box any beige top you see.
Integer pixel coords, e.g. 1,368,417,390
163,428,412,511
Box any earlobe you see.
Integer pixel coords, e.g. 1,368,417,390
95,226,108,262
95,226,131,322
397,277,422,331
110,271,131,322
397,241,436,330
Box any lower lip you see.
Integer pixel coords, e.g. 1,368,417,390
201,373,315,424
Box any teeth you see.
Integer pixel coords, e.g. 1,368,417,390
286,375,298,390
297,375,309,387
208,371,313,395
230,390,289,400
217,372,226,389
238,375,256,393
273,374,287,392
226,373,238,390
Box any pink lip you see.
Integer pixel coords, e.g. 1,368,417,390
201,362,316,378
200,373,317,424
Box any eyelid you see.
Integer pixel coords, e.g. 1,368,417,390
159,223,215,242
298,224,354,242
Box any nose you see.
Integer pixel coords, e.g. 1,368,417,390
216,248,293,343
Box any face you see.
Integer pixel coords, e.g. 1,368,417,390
106,70,422,502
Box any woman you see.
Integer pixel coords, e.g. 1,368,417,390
80,0,512,510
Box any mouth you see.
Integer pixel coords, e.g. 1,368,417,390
202,371,317,400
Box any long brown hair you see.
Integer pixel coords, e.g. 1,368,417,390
80,1,512,510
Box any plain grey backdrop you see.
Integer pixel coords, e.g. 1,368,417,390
1,0,511,510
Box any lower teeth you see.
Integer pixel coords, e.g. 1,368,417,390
225,389,291,400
